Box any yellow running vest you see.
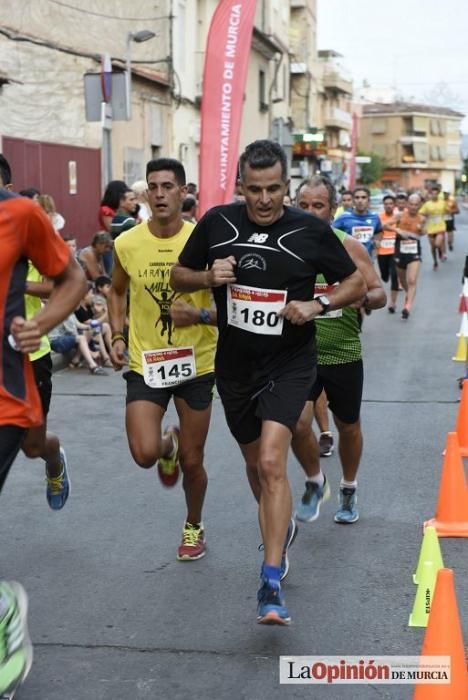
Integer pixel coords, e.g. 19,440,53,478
25,262,51,362
115,221,217,376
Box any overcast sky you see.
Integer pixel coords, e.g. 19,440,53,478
317,0,468,131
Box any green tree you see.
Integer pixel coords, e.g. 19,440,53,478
357,151,385,186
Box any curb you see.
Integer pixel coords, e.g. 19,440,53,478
51,351,71,373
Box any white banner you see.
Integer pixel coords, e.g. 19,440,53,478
279,656,450,685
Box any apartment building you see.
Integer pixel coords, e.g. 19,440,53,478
317,49,353,186
360,102,464,192
288,1,354,191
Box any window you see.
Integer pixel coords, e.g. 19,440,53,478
259,69,268,112
402,144,415,163
413,142,428,162
371,118,386,134
150,105,162,147
412,116,428,135
124,147,145,184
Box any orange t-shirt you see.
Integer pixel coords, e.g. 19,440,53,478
0,193,70,428
377,211,397,255
398,210,424,236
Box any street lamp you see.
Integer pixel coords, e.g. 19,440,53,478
126,30,156,120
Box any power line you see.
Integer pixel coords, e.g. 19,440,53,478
48,0,169,21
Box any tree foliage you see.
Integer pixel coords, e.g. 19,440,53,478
357,151,385,185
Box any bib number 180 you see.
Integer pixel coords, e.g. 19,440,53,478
240,308,280,328
227,284,286,336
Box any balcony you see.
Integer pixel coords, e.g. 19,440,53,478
324,107,352,131
322,70,353,95
400,135,428,144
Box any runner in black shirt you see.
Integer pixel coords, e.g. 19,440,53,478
170,140,366,625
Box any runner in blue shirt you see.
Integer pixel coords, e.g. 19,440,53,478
333,187,382,257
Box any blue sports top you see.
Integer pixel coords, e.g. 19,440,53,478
332,209,382,255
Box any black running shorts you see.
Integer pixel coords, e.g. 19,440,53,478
32,353,53,417
0,425,26,493
216,365,317,445
377,255,399,291
124,370,215,411
394,252,421,269
308,360,363,424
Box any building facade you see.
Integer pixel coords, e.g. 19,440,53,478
288,2,354,193
359,102,464,192
0,0,356,243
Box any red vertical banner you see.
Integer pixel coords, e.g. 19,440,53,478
198,0,257,217
348,112,358,190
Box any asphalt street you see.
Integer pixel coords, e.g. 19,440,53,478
3,209,468,700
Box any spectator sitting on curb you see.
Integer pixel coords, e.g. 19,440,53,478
74,284,112,368
62,234,78,260
92,293,112,353
95,275,111,298
78,231,110,281
49,313,107,375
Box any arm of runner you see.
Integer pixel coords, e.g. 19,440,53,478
107,249,129,370
279,268,367,325
25,277,54,298
169,300,217,327
170,256,237,291
343,236,386,310
10,257,86,353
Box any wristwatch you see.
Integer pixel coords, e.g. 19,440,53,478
315,294,331,316
199,308,211,324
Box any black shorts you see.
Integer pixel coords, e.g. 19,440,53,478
308,360,363,424
394,253,421,270
216,365,317,445
32,353,53,416
0,425,26,493
377,255,399,291
445,218,455,232
124,370,215,411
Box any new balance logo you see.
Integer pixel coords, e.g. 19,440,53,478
247,233,269,244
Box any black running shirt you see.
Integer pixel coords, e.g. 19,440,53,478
179,203,357,380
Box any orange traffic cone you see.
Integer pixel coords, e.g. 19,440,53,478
456,380,468,456
413,568,468,699
424,433,468,536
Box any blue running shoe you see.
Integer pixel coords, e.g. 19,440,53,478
334,487,359,524
46,447,70,511
280,518,298,581
257,578,290,626
294,477,330,523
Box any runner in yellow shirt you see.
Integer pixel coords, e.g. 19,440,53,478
418,184,446,269
108,158,217,562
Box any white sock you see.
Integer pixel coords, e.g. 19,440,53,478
307,471,325,487
341,478,357,490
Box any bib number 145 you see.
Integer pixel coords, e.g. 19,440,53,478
142,346,196,388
